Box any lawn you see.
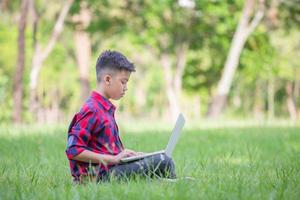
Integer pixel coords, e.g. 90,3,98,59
0,124,299,199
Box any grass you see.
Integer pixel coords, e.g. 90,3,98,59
0,124,300,199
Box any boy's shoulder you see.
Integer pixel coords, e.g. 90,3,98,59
78,96,110,118
80,97,100,114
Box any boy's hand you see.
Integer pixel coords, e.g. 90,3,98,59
113,149,137,164
125,149,147,156
136,151,146,155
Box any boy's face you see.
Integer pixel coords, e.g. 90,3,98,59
106,70,131,100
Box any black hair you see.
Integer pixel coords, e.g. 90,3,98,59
96,50,135,82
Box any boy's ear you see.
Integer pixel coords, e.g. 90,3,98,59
103,74,112,86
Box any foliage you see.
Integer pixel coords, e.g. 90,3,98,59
0,0,300,122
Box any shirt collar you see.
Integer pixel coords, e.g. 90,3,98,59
91,91,116,112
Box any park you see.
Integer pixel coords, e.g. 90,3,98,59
0,0,299,199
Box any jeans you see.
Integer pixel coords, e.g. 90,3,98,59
98,153,176,181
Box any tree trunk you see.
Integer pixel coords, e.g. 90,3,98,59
285,81,297,121
294,80,300,99
207,0,265,118
160,42,189,121
295,80,300,119
29,0,74,117
12,0,29,123
161,53,180,121
267,76,275,120
1,0,9,11
174,42,188,97
253,79,264,120
29,44,43,115
74,31,91,101
73,1,91,102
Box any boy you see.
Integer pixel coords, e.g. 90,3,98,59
66,50,176,183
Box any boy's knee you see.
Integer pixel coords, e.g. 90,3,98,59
156,154,176,178
159,154,174,167
152,154,175,172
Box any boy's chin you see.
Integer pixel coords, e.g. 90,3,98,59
112,96,123,100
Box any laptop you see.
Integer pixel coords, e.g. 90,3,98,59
120,113,185,163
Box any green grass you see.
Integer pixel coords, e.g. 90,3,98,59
0,124,300,199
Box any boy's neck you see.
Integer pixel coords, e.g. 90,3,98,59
96,84,110,100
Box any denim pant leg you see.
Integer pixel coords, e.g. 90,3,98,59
100,153,176,181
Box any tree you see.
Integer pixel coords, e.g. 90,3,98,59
267,0,300,120
207,0,265,118
286,81,298,121
85,1,197,120
29,0,74,119
12,0,29,123
0,0,9,10
71,0,91,102
125,1,201,120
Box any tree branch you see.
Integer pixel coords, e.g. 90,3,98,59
41,0,74,61
245,0,265,37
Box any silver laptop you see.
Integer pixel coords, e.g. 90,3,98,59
120,113,185,163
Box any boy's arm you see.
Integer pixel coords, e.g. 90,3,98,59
66,108,142,165
73,149,138,165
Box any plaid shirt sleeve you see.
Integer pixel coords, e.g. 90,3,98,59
66,107,98,160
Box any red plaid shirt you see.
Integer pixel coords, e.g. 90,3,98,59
66,91,124,181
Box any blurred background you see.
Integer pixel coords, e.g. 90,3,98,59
0,0,299,125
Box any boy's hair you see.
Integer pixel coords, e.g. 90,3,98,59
96,50,135,82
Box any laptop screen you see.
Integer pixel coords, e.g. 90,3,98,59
164,114,185,157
